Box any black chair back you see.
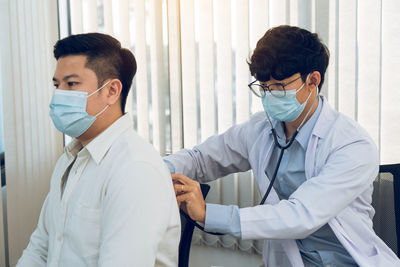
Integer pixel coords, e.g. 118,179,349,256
178,183,210,267
373,164,400,256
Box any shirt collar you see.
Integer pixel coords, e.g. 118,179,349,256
64,139,83,160
295,95,323,150
274,121,287,147
84,114,133,164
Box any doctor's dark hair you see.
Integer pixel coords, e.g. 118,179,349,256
53,33,136,113
248,25,329,92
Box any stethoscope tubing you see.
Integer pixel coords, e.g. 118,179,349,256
260,129,299,205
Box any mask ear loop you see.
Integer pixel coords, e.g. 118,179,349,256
94,104,109,117
293,73,310,94
296,84,319,132
88,80,112,117
88,80,111,98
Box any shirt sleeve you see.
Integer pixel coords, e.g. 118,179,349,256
17,195,50,267
163,159,176,174
98,161,180,267
204,203,241,238
163,117,258,183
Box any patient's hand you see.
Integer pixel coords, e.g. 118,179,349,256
172,174,206,223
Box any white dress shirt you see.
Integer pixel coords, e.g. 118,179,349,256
17,114,181,267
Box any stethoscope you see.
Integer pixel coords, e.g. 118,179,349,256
259,91,318,205
185,90,319,235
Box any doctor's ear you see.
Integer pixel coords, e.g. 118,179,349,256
308,71,321,88
104,79,122,105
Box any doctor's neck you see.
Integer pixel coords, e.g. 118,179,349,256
284,95,319,141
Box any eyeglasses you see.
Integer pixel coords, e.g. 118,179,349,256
248,76,303,98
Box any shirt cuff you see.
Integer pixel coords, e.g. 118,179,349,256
204,203,241,238
163,159,175,174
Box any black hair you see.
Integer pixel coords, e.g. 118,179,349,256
53,32,136,113
248,25,329,91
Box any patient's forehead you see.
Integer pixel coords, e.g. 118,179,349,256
53,55,98,83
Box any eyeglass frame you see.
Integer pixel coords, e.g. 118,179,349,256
248,75,306,98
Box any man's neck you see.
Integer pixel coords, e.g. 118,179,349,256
284,96,319,140
78,112,123,147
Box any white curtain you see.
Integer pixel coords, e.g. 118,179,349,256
59,0,400,255
0,0,62,265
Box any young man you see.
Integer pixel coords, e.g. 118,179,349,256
164,26,400,266
17,33,180,267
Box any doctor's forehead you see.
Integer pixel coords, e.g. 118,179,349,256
266,73,301,83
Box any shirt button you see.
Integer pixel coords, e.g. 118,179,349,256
57,235,63,242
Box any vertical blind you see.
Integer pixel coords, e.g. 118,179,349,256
1,0,62,265
59,0,400,254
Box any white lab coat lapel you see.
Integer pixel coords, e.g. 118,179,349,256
304,96,334,180
304,97,400,267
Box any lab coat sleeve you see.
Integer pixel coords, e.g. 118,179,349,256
163,113,267,183
98,161,179,267
240,136,379,240
17,195,50,267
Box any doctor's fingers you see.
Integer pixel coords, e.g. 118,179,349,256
173,183,197,196
171,173,197,186
176,192,206,222
172,174,202,195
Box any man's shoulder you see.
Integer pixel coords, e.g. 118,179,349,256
317,101,377,154
330,111,372,142
105,128,169,180
315,97,369,139
102,130,175,204
110,128,156,157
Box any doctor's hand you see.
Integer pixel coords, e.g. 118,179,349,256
172,173,206,223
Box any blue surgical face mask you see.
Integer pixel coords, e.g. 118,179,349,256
49,81,110,137
262,75,312,122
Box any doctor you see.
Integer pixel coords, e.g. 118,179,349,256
164,25,400,266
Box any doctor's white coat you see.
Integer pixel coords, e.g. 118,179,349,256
165,96,400,267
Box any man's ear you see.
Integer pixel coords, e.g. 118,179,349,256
105,79,122,105
309,71,321,88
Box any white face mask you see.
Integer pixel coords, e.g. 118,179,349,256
262,74,311,122
49,81,110,137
